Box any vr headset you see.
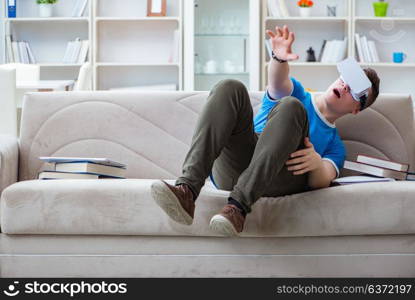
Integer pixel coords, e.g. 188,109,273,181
337,57,371,108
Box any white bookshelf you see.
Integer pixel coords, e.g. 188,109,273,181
262,0,352,92
3,0,92,80
261,0,415,102
93,0,183,90
184,0,261,91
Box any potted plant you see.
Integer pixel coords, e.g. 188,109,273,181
297,0,314,17
36,0,58,18
373,0,389,17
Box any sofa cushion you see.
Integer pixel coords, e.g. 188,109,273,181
2,179,415,237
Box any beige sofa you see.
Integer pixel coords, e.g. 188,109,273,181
1,90,415,277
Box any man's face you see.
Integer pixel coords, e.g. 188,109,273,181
324,77,363,115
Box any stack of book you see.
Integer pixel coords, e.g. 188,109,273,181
38,157,127,180
355,33,380,63
318,38,348,63
343,155,414,181
63,38,89,64
71,0,88,17
6,35,36,64
267,0,290,17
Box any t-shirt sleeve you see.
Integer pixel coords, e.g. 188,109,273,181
322,132,346,178
266,77,306,103
290,77,308,104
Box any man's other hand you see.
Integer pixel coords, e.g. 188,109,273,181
286,137,323,175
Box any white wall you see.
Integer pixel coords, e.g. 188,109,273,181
0,0,4,63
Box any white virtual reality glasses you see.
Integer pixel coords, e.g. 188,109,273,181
337,57,371,108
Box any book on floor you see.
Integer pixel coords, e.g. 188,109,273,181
356,155,409,172
332,175,395,185
38,171,121,180
39,157,126,168
343,160,407,180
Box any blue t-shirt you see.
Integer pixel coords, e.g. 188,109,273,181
253,77,346,176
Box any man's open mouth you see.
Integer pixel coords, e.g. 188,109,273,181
333,88,341,99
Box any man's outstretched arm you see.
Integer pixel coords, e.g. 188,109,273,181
266,25,299,99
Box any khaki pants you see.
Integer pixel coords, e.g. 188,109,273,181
176,79,310,213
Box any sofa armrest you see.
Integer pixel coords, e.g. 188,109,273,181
0,135,19,194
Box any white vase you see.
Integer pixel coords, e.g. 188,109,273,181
38,4,53,18
299,7,312,17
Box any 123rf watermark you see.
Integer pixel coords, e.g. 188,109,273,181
3,280,127,297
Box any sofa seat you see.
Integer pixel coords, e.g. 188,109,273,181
2,179,415,237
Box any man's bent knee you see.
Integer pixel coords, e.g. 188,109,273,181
213,79,247,95
269,96,306,118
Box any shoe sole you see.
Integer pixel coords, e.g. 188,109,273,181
151,180,193,225
209,215,239,237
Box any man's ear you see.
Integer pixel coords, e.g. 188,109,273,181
351,102,360,115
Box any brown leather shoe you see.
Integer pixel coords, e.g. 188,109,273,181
151,180,195,225
209,204,245,236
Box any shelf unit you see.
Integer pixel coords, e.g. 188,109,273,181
261,0,415,101
184,0,260,91
93,0,183,90
2,0,92,80
1,0,414,100
262,0,352,92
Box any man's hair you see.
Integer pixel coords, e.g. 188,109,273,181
361,68,380,110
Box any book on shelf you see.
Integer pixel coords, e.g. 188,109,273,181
71,0,88,17
38,171,122,180
5,35,14,63
19,41,29,64
7,38,36,64
267,0,280,17
11,41,20,63
278,0,290,17
317,40,327,62
343,160,407,180
63,38,89,64
354,33,364,63
355,34,379,63
356,155,409,172
407,173,415,181
332,175,395,185
361,35,371,63
267,0,289,18
320,38,347,63
26,42,36,64
77,40,89,64
7,0,16,18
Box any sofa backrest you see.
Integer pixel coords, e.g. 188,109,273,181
19,91,414,181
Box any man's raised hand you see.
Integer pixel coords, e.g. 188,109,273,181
266,25,299,62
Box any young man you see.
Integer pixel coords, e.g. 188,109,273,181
151,25,380,236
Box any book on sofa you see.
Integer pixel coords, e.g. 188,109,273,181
332,175,395,186
356,154,409,172
343,160,407,180
39,156,126,168
38,171,123,180
38,157,127,180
